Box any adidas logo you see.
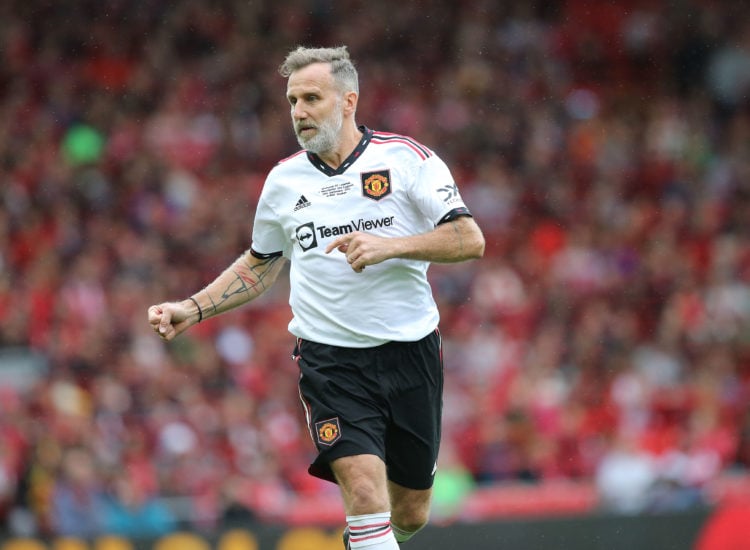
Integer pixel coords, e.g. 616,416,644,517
294,195,311,211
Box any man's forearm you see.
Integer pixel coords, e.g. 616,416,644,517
393,216,485,263
186,251,286,321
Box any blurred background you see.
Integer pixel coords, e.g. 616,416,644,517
2,0,750,548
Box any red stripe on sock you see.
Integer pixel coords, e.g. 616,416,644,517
349,521,391,533
350,526,392,543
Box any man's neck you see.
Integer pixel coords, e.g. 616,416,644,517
317,124,363,169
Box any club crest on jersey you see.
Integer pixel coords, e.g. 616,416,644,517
315,417,341,446
361,170,391,201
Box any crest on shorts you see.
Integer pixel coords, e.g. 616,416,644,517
361,170,391,201
315,417,341,446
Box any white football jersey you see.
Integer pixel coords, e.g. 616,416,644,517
251,127,471,347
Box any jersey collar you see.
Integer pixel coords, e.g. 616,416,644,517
306,126,372,176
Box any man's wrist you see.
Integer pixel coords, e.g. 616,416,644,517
185,296,203,323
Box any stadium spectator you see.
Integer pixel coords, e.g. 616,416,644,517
49,447,107,538
102,476,177,538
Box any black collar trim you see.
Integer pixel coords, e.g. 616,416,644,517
306,126,372,176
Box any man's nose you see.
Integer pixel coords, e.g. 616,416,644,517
292,103,307,119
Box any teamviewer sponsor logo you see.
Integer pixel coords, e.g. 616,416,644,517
316,216,395,237
295,222,318,251
295,215,396,251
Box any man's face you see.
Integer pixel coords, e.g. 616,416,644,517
287,62,344,155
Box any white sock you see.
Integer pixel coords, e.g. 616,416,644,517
346,512,399,549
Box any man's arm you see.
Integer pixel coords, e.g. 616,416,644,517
147,249,287,341
325,215,485,273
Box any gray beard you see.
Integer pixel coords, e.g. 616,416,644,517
296,107,343,156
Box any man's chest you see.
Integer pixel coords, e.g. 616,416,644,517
272,166,411,254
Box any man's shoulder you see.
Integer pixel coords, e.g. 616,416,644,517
368,130,434,161
275,149,308,168
266,150,313,182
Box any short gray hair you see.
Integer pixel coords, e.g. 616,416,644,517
279,45,359,94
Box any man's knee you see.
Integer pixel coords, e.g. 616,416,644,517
332,455,390,514
347,475,390,512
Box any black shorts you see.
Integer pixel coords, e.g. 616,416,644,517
294,329,443,491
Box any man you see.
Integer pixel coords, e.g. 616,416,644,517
148,45,485,549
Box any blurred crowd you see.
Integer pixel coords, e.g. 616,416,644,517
3,0,750,539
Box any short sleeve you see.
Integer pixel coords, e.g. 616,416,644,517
250,185,286,256
408,154,470,225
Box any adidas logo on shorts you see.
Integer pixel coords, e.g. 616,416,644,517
294,195,311,211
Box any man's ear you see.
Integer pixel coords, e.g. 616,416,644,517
343,90,358,116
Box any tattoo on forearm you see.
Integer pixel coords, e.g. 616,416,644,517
207,293,218,315
213,255,281,311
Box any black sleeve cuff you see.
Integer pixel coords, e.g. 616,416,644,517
250,248,283,259
437,207,473,225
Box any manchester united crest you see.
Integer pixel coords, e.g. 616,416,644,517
315,417,341,446
361,170,392,201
